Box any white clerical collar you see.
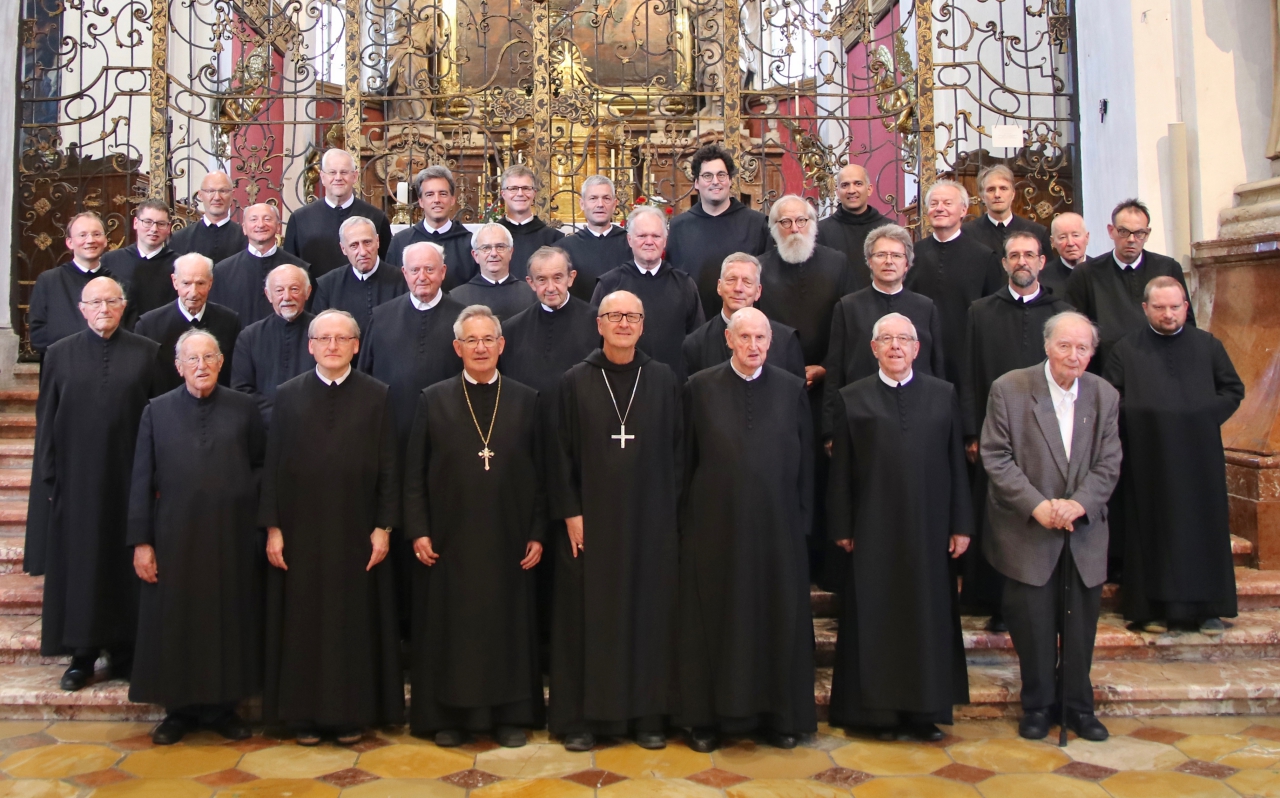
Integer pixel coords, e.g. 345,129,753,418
248,243,278,258
177,300,206,322
72,259,101,274
1150,324,1185,336
325,194,356,210
315,365,352,386
588,225,616,237
933,227,963,244
1113,251,1143,270
410,291,444,311
422,219,452,235
204,215,232,228
506,215,534,226
730,361,763,381
481,273,510,285
137,244,164,259
987,213,1013,228
721,310,733,325
541,295,570,312
872,283,904,296
353,260,380,281
635,262,661,277
1010,285,1040,302
878,368,914,387
1060,257,1082,269
1044,360,1079,403
462,369,500,385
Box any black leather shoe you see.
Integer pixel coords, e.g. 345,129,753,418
688,727,718,753
985,616,1008,633
903,723,945,742
208,713,251,741
434,729,468,747
563,732,595,752
874,727,897,742
59,658,95,692
1019,710,1050,740
768,731,799,749
495,726,527,748
152,715,192,746
634,731,666,750
1065,711,1109,742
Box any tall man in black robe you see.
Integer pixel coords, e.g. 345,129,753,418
450,223,538,319
822,223,944,440
210,203,310,327
404,306,545,748
961,164,1052,259
682,253,805,381
960,231,1070,630
103,199,178,325
134,253,242,393
129,330,263,745
29,276,158,690
827,312,971,742
283,149,392,278
1104,277,1244,635
551,290,681,751
816,163,887,287
261,310,403,744
679,308,815,753
169,171,247,265
231,264,315,427
1041,212,1090,297
591,206,705,382
312,216,406,333
667,144,772,316
557,176,631,302
496,164,564,280
28,212,111,354
907,180,1005,386
386,165,475,289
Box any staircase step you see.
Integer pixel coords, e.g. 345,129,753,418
0,574,42,614
0,537,24,574
0,663,161,721
0,441,34,468
0,469,30,501
0,390,37,414
0,616,60,665
0,503,27,538
12,364,39,387
0,416,36,440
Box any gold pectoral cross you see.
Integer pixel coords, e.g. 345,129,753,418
479,447,494,470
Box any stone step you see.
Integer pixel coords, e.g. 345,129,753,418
0,441,34,468
12,364,39,387
0,469,30,501
0,416,36,440
0,390,37,414
0,574,42,615
0,538,24,575
0,663,161,721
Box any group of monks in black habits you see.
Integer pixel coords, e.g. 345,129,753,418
25,144,1245,751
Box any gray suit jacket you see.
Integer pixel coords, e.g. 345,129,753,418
979,363,1122,588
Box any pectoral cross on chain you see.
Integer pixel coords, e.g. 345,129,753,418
603,366,642,451
611,424,635,449
478,447,494,470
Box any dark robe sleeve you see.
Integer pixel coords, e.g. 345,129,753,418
780,329,806,382
685,290,706,334
529,415,549,544
356,315,378,374
795,380,815,537
1210,337,1245,425
374,389,400,531
27,277,54,354
554,370,584,519
1102,345,1125,402
681,334,700,382
126,404,158,547
960,305,980,439
982,252,1006,296
24,358,59,575
947,387,975,540
929,305,946,382
821,309,848,439
589,280,605,308
248,401,267,488
231,331,270,422
678,381,699,535
282,218,300,260
402,393,433,542
826,398,854,543
1064,267,1093,320
258,396,285,529
312,278,333,314
377,216,393,261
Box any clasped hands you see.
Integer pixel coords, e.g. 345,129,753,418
1032,498,1086,532
413,537,543,570
265,526,391,572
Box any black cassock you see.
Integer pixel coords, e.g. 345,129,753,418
210,249,311,328
682,313,806,382
127,386,266,709
961,214,1052,262
557,226,632,302
260,369,403,728
449,274,538,320
28,329,158,656
231,312,316,427
677,363,816,735
906,233,1005,386
667,199,772,317
386,222,476,291
591,262,705,382
282,199,393,279
498,217,566,280
821,286,945,438
102,245,178,327
1104,326,1244,623
312,262,407,334
404,375,545,734
134,301,242,394
170,218,248,266
27,263,111,354
816,205,889,288
827,373,971,727
1037,257,1077,299
550,350,681,734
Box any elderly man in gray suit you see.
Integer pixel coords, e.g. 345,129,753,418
980,311,1121,743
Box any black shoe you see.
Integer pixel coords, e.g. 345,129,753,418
903,723,944,742
688,727,718,753
494,726,527,748
152,715,192,746
768,731,799,749
874,727,897,742
59,657,95,692
434,729,468,747
335,727,365,746
634,731,666,750
207,712,251,741
1065,711,1109,742
294,723,321,746
985,615,1008,633
563,732,595,752
1019,710,1050,740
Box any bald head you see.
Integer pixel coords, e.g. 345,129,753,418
836,163,872,213
727,307,772,375
198,171,234,221
1050,212,1090,266
597,291,644,358
79,276,126,338
598,290,644,316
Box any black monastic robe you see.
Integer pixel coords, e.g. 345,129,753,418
282,198,393,279
260,369,403,728
816,205,889,288
102,245,178,326
231,312,316,427
127,385,266,709
170,218,248,266
1038,256,1078,298
961,214,1052,263
449,274,538,320
312,262,407,334
386,222,476,291
499,217,565,280
590,261,705,382
907,233,1006,385
682,313,806,382
27,263,112,354
678,363,816,735
667,199,772,317
557,226,632,302
134,301,242,394
210,249,311,328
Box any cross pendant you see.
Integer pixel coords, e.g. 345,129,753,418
478,447,494,471
611,424,635,449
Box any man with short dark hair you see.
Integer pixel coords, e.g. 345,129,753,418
103,199,179,322
558,176,631,302
231,264,316,427
961,164,1052,258
496,165,565,279
386,165,476,288
816,163,887,286
169,171,247,265
449,223,538,320
283,149,392,278
29,212,113,353
312,216,406,333
209,203,310,327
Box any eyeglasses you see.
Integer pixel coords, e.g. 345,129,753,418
475,243,512,253
202,188,233,196
698,171,731,183
776,217,812,230
458,336,500,348
869,252,907,263
180,353,222,366
136,218,171,229
598,311,644,323
323,169,358,178
503,185,536,194
310,335,358,345
874,334,917,346
1114,226,1150,241
80,298,125,309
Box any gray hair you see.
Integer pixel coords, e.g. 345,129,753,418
338,215,378,246
924,179,970,209
402,241,446,265
309,309,361,339
528,245,573,274
453,304,503,339
173,252,214,278
414,164,456,196
720,252,762,280
1050,212,1086,237
726,307,771,337
244,202,280,222
768,195,818,227
626,204,667,230
266,263,310,291
174,328,222,359
870,312,918,341
321,148,357,172
471,222,514,251
1043,311,1099,349
977,164,1016,192
862,224,915,269
581,175,616,199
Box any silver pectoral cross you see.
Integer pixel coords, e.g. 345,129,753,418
611,424,635,449
478,447,494,470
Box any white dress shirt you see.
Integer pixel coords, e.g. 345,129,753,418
1044,360,1079,460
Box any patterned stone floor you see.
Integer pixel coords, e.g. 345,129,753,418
4,717,1280,796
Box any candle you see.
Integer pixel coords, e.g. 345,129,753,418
396,182,408,205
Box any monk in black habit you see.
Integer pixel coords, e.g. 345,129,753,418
678,308,815,753
261,309,403,745
404,306,545,748
1104,277,1244,636
168,172,247,266
822,223,944,439
209,203,311,327
386,165,476,290
591,206,705,382
282,149,392,279
449,223,538,320
827,312,971,741
496,165,565,280
129,330,263,745
312,216,406,333
551,290,681,752
556,176,632,302
959,231,1070,630
134,254,242,394
28,212,112,354
960,165,1053,260
103,200,178,326
682,253,805,381
815,164,887,287
28,276,159,691
906,180,1005,386
231,264,316,427
1040,212,1090,298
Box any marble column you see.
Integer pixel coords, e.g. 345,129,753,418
0,13,20,383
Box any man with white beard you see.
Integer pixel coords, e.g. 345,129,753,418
231,264,316,427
